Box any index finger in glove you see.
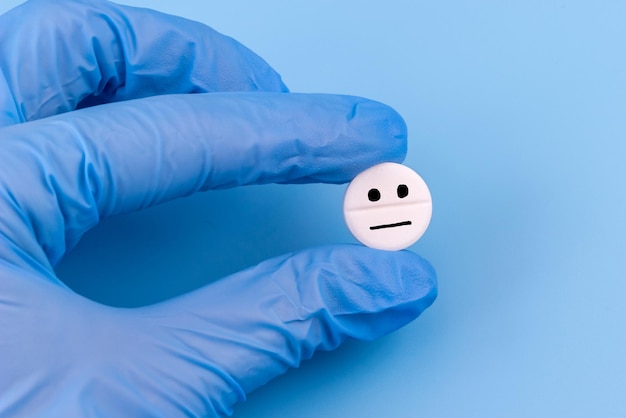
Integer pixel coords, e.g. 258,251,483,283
0,0,287,127
0,93,407,277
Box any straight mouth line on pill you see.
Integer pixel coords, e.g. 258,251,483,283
370,221,412,230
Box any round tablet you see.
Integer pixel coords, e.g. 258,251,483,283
343,162,432,251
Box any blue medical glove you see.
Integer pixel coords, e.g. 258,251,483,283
0,0,437,416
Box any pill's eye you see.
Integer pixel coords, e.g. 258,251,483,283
397,184,409,198
368,188,381,202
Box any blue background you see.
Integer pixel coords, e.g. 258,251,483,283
2,1,625,416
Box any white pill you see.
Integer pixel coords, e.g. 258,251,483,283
343,162,432,251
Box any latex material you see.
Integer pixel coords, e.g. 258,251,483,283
0,1,437,417
344,163,432,251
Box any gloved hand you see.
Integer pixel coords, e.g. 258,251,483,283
0,0,437,416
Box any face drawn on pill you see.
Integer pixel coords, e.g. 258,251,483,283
343,162,432,251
